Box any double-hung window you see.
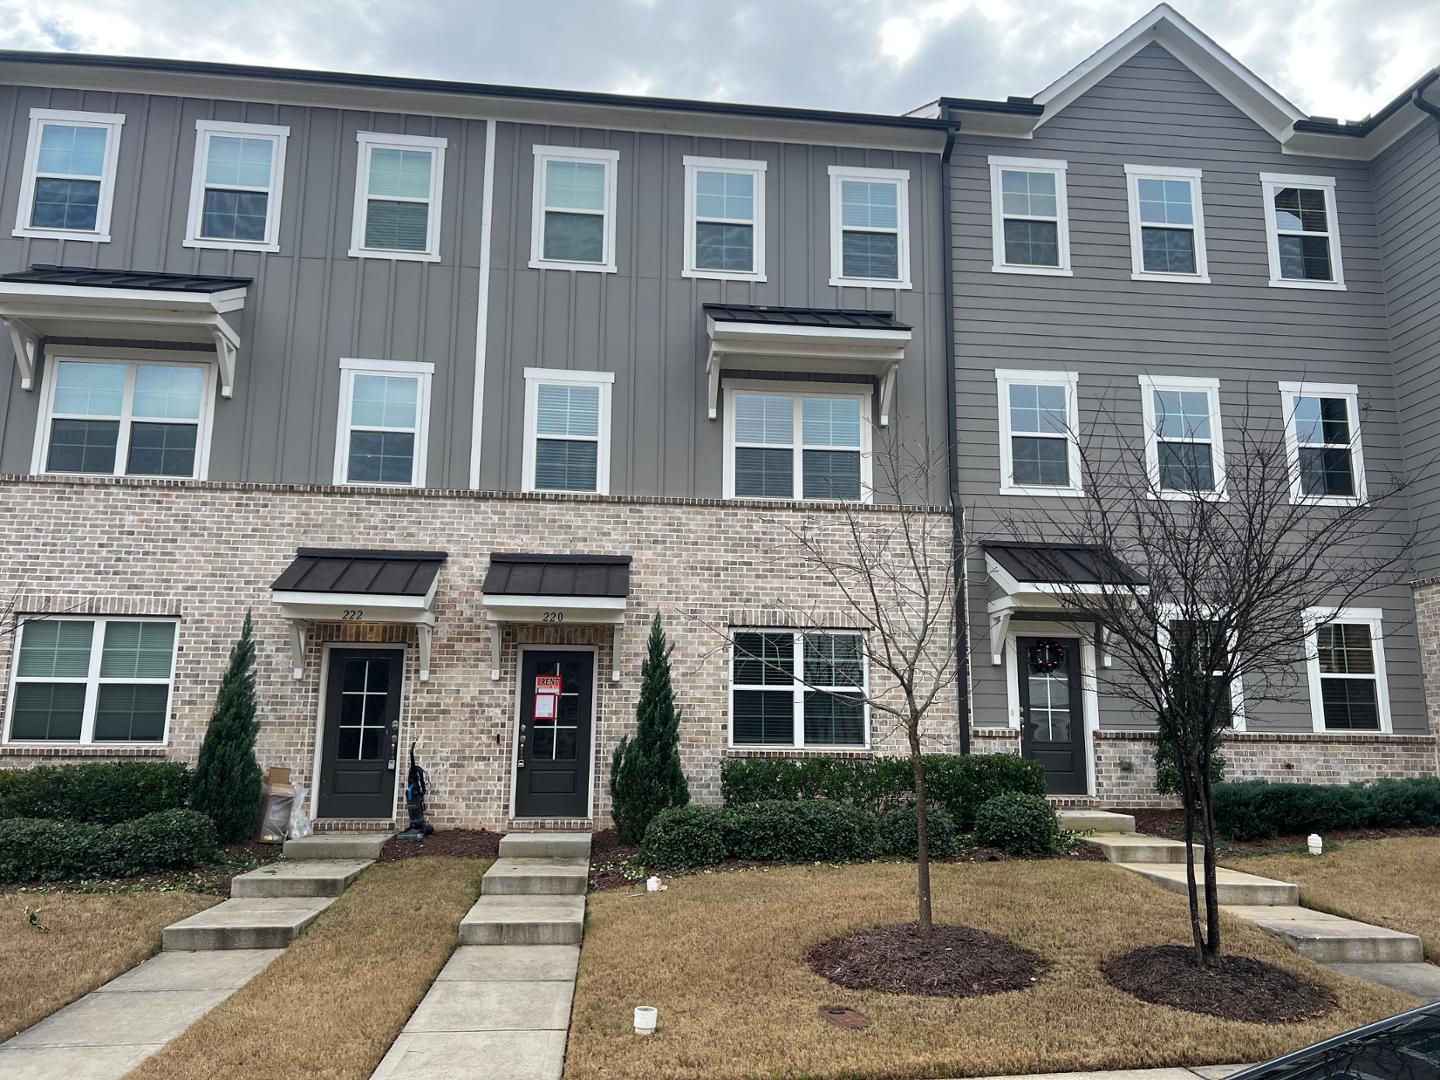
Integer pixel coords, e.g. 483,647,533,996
1261,173,1344,289
1125,165,1208,282
5,617,177,744
1279,382,1365,504
522,368,613,494
724,386,870,502
1305,608,1390,733
828,165,911,289
1159,615,1244,729
35,352,213,479
988,156,1071,275
1139,375,1225,497
996,369,1081,495
683,156,765,281
730,629,867,748
350,132,445,261
335,358,432,487
185,119,289,251
530,146,619,272
14,109,124,242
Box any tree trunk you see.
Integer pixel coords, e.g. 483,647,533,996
1198,744,1221,962
1177,747,1208,969
909,719,933,937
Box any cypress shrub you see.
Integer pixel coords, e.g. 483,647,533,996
190,612,264,843
609,614,690,844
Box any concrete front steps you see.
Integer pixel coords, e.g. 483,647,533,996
1224,905,1425,963
1124,863,1299,906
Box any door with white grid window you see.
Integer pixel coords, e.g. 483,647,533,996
1017,636,1087,795
318,648,404,819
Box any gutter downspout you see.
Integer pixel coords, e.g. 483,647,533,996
940,121,972,755
1412,76,1440,145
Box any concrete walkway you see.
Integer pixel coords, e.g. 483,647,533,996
372,832,590,1080
937,1068,1249,1080
1068,811,1440,1000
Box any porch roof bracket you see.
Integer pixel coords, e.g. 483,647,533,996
417,623,432,682
490,619,505,681
210,316,240,398
987,597,1017,666
7,318,37,390
288,620,307,681
879,364,897,428
611,621,622,682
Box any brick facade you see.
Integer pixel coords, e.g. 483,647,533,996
0,476,959,829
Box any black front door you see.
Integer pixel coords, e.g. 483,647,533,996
319,648,403,819
515,650,594,819
1017,636,1087,796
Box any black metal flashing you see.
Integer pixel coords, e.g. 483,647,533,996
703,303,910,332
1291,69,1440,136
933,95,1044,117
1,264,251,293
272,548,447,597
482,554,632,599
0,50,955,136
982,541,1146,587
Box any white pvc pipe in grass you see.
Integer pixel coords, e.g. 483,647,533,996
634,1006,658,1035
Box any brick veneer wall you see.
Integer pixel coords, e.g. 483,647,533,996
0,476,958,829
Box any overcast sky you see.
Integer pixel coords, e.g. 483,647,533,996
0,0,1434,122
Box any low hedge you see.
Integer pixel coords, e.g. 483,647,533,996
974,792,1063,856
719,753,1043,828
1213,778,1440,841
639,805,728,871
0,761,192,824
724,799,878,863
0,808,217,883
878,801,960,859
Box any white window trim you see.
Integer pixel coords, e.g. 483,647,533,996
529,145,620,274
988,155,1072,277
14,108,125,243
349,131,446,263
1155,606,1246,732
4,615,180,746
1259,172,1345,291
1138,374,1226,500
827,164,912,290
30,346,218,480
1278,381,1366,506
721,380,873,503
183,119,290,253
727,627,870,750
995,368,1083,497
1124,164,1209,284
333,357,434,488
521,367,614,495
681,155,766,282
1303,606,1392,734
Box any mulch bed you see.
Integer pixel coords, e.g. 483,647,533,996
1108,807,1440,855
588,829,643,891
377,829,502,862
1101,944,1335,1023
807,922,1048,997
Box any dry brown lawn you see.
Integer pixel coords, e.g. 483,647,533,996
565,861,1417,1080
125,858,488,1080
0,890,216,1040
1242,836,1440,960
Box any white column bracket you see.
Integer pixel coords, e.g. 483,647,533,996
7,319,38,390
878,366,896,427
490,620,505,681
987,599,1016,666
417,624,432,682
210,317,240,398
610,621,623,682
288,620,307,680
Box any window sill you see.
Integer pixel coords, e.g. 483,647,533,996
349,248,441,263
1131,272,1211,285
829,276,911,291
724,745,873,755
998,484,1084,498
723,494,872,506
683,268,766,283
1290,494,1364,508
14,227,110,243
991,264,1072,277
1312,728,1393,736
185,237,281,254
523,486,608,497
0,743,168,756
1150,489,1229,502
529,258,617,274
334,478,425,490
1268,278,1346,291
41,469,205,481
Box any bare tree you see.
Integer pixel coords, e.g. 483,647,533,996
691,431,959,936
990,390,1413,966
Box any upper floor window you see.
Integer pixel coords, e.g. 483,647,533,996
1305,608,1390,733
185,119,289,252
530,146,619,273
730,629,868,748
1125,165,1209,283
1260,173,1344,290
988,156,1071,276
723,385,870,502
683,156,765,282
5,617,177,744
995,369,1081,496
1279,382,1365,505
349,132,445,262
828,165,911,289
334,358,432,487
14,109,124,243
522,368,613,495
1139,375,1225,497
34,352,214,479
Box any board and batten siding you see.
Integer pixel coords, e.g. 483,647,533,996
476,122,949,501
0,82,489,487
949,44,1424,735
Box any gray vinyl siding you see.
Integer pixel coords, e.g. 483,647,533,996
1374,112,1440,578
949,44,1426,735
0,82,487,486
476,122,948,501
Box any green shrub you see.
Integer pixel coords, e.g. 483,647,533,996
0,809,217,883
723,799,878,863
610,614,690,844
639,805,728,871
0,761,191,824
926,755,1045,830
1153,722,1226,797
1213,778,1440,841
974,792,1062,856
878,801,959,859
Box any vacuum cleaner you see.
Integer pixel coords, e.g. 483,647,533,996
395,740,435,841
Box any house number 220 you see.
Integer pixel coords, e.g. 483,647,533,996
541,611,564,623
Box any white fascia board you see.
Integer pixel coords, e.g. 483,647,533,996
482,594,627,625
0,281,247,313
271,590,434,613
708,319,911,351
